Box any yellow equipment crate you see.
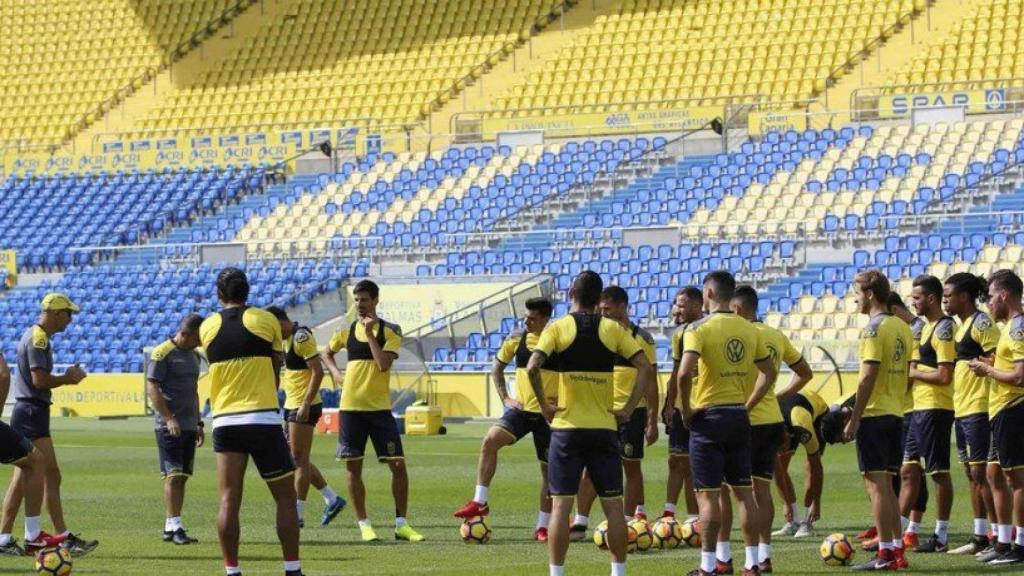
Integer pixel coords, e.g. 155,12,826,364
405,405,444,436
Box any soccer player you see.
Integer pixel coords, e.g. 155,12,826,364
943,272,1002,555
572,286,657,529
729,285,812,571
201,268,302,576
844,270,913,572
903,275,957,553
0,353,65,556
661,287,702,521
527,271,654,576
265,307,346,529
0,292,97,557
453,297,558,542
969,269,1024,564
679,271,777,576
146,313,204,545
322,279,424,543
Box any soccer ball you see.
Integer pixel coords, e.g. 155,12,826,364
459,516,491,544
652,516,684,549
593,520,609,549
625,522,639,553
680,517,702,548
629,518,653,552
35,547,72,575
820,533,854,566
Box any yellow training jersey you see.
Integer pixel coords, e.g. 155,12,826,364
683,312,770,411
200,306,283,425
282,325,323,410
611,322,657,411
495,330,559,413
912,316,956,411
990,314,1024,418
782,389,829,455
534,312,641,431
953,311,999,417
858,313,913,418
904,318,924,414
328,319,402,411
749,321,802,426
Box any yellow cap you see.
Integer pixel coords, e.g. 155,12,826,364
41,293,80,313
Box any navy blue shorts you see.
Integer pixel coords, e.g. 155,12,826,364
856,415,902,475
667,408,689,455
337,410,404,462
955,413,990,466
547,429,622,498
751,423,785,481
11,400,50,440
688,406,752,490
496,408,551,463
618,408,646,461
0,421,33,465
156,428,197,478
213,424,295,482
283,403,324,426
992,401,1024,471
904,409,954,474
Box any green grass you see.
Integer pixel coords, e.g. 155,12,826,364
0,419,1013,575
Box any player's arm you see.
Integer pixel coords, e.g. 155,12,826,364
777,358,813,401
663,358,680,425
0,356,10,406
746,356,779,411
842,361,879,442
31,366,85,390
363,318,397,372
526,350,558,422
641,338,659,441
975,360,1024,386
490,357,520,410
297,333,324,411
146,354,181,436
677,351,698,425
909,362,953,385
321,330,346,383
806,452,824,521
620,351,653,420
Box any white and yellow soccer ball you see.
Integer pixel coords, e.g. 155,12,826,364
35,547,72,576
459,516,491,544
820,533,854,566
629,518,653,552
680,517,702,548
593,520,610,549
652,516,684,549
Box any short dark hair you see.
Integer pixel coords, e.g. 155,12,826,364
886,292,908,311
989,269,1023,299
571,270,603,307
912,274,943,299
945,272,988,303
180,313,203,334
352,279,380,299
732,285,758,312
820,410,845,445
216,267,250,304
678,286,703,302
703,270,736,301
524,297,553,318
600,285,628,305
854,269,890,304
265,305,289,321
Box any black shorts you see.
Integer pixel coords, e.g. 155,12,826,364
856,415,902,475
283,403,324,426
0,421,33,465
337,410,404,462
548,429,622,498
750,423,785,481
992,401,1024,471
11,400,50,440
496,408,551,463
955,413,990,466
156,428,198,478
213,424,295,482
689,405,752,490
618,407,646,461
904,409,954,474
667,408,689,455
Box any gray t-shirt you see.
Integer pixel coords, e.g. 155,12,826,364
15,325,54,405
146,339,202,431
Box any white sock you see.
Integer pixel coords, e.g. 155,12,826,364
801,506,810,523
744,545,758,569
395,516,408,529
906,520,920,534
900,516,909,532
1017,526,1024,547
716,540,731,562
473,485,489,504
296,500,305,520
634,504,646,517
573,514,589,527
892,539,903,551
284,560,300,572
879,541,893,551
549,565,564,576
701,551,717,572
790,502,801,523
24,516,40,541
319,486,338,504
935,520,948,543
225,566,242,576
358,518,372,529
623,515,632,522
998,524,1012,544
758,542,771,563
686,514,699,521
610,562,626,576
974,518,989,537
664,502,677,514
537,511,551,530
165,516,182,532
0,534,11,545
